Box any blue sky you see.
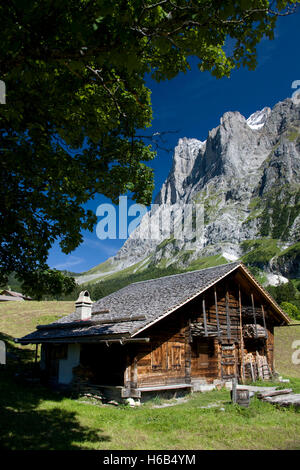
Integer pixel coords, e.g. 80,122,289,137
48,10,300,273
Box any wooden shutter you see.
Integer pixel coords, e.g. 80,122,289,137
151,343,168,370
170,343,182,369
151,344,163,370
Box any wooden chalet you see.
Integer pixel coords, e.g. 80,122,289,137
17,262,290,402
0,290,32,301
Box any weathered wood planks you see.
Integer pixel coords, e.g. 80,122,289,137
126,275,276,390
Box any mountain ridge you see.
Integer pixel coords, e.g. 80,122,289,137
77,98,300,286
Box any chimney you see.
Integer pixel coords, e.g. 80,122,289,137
75,290,93,321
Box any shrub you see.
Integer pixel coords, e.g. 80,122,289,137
280,302,300,321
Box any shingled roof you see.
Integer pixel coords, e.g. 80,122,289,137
16,261,289,345
0,290,32,300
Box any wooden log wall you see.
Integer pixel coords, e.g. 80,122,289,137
129,273,277,388
189,286,242,344
190,337,219,382
133,310,188,388
133,281,246,386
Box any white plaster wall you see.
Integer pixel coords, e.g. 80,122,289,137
58,344,80,384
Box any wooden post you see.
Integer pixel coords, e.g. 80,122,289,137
261,304,268,338
188,318,192,343
35,344,38,365
231,377,237,404
33,344,39,376
131,356,138,389
249,361,255,382
225,290,231,340
261,304,270,374
214,287,221,337
202,297,208,337
124,354,131,389
251,293,258,338
239,286,245,383
185,323,192,384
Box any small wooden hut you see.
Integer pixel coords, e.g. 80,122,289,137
17,262,290,401
0,290,32,301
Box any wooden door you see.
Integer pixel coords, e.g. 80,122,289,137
191,338,218,379
221,342,238,380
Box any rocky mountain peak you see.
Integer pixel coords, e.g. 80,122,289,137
80,98,300,285
246,107,271,130
155,137,205,205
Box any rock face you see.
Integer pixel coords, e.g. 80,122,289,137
80,98,300,284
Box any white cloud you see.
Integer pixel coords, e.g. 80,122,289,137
82,237,120,257
54,256,84,270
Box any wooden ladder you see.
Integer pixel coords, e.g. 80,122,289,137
221,342,237,380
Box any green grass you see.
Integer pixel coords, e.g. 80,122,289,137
79,258,154,286
277,241,300,261
274,323,300,378
241,238,280,267
0,301,74,359
187,255,228,271
287,128,299,142
258,186,300,239
82,258,115,276
1,367,300,450
156,237,175,251
0,301,74,340
1,301,300,450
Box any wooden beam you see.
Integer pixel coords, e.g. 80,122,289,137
231,378,237,403
202,297,208,337
34,344,38,367
236,264,290,324
92,309,110,315
188,318,192,343
251,293,258,338
36,314,147,330
261,304,268,338
20,337,150,345
124,354,131,389
214,287,221,337
239,285,245,383
185,322,192,384
261,303,270,370
225,290,231,340
258,388,293,399
131,357,138,388
101,337,151,345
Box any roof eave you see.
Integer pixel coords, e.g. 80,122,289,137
15,333,146,345
131,262,290,338
238,263,291,325
131,262,243,338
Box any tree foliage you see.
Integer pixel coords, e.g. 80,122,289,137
0,0,298,294
280,301,300,320
21,269,77,300
267,280,300,315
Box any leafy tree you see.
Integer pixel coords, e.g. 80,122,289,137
0,0,298,294
280,301,300,320
267,280,299,304
21,269,77,300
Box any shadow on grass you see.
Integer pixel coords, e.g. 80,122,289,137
0,333,110,450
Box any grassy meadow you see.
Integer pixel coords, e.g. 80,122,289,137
0,301,300,450
274,324,300,378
